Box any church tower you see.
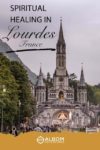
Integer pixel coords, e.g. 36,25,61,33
77,65,87,104
53,19,69,90
36,67,46,105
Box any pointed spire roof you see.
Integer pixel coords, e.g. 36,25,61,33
80,64,85,86
57,18,65,45
37,67,45,87
39,66,42,76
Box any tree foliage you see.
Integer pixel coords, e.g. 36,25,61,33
69,73,100,104
0,54,19,128
0,53,35,129
10,61,34,121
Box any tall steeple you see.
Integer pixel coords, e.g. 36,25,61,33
56,19,66,54
36,66,46,105
80,64,85,86
57,18,65,46
55,19,67,70
39,67,42,76
77,64,87,103
37,67,45,87
53,19,69,90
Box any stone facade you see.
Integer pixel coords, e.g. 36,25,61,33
34,20,100,129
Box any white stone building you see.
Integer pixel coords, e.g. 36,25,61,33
34,21,98,129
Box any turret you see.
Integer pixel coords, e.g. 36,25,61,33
77,65,87,104
36,67,46,105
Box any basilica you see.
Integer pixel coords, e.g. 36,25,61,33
34,21,99,129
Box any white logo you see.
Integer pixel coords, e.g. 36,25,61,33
36,136,64,144
37,136,45,144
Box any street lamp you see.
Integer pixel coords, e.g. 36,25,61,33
1,85,6,132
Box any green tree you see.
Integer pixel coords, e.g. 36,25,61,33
0,54,19,129
93,86,100,104
69,73,77,101
87,84,95,104
10,61,35,122
0,53,36,130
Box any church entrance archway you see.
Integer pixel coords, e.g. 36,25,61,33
51,110,71,128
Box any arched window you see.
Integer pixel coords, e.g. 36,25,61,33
59,91,64,100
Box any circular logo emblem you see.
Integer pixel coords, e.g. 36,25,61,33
36,136,44,144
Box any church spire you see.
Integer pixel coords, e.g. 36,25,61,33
57,18,65,46
54,19,69,90
77,64,87,103
39,66,42,76
37,66,45,87
80,64,85,85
